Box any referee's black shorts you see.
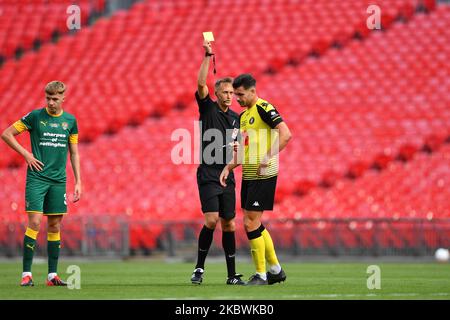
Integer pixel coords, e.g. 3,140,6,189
197,166,236,219
241,176,277,211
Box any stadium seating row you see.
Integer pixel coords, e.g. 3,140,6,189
0,0,105,58
0,1,448,251
0,0,422,167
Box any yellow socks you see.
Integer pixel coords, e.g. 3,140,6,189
247,229,266,275
259,225,280,268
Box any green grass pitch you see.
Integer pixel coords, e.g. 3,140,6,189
0,260,449,300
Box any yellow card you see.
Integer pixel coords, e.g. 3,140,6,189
203,31,214,42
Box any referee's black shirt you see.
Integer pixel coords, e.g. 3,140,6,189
195,91,240,179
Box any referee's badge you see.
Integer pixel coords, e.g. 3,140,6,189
249,117,255,124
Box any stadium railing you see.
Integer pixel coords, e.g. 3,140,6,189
1,217,448,259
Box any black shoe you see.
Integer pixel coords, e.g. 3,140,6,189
267,268,286,285
246,274,268,285
226,273,246,285
191,268,204,285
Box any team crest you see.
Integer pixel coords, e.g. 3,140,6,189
62,122,69,130
249,117,255,124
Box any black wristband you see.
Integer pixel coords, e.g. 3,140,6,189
205,52,216,74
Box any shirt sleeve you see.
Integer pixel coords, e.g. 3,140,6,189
14,111,34,132
13,120,28,133
69,118,79,144
195,91,213,114
256,104,284,129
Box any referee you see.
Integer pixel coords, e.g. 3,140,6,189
190,39,245,285
220,74,292,285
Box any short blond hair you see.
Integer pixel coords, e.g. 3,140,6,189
45,81,66,95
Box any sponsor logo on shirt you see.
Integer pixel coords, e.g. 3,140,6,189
270,110,279,119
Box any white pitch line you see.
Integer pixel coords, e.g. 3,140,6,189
141,292,450,300
276,292,450,299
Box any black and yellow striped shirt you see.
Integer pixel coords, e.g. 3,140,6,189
240,98,283,180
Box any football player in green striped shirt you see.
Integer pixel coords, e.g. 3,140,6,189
220,74,292,285
1,81,82,287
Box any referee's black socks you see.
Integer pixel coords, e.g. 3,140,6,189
195,225,214,270
222,231,236,277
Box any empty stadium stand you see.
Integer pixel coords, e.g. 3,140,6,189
0,0,448,255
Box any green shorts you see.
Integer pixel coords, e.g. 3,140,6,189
25,178,67,215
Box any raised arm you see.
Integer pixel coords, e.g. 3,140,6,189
197,39,213,99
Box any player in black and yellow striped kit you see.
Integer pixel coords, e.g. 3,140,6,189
220,74,292,285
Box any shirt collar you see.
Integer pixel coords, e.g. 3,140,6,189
45,107,64,117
